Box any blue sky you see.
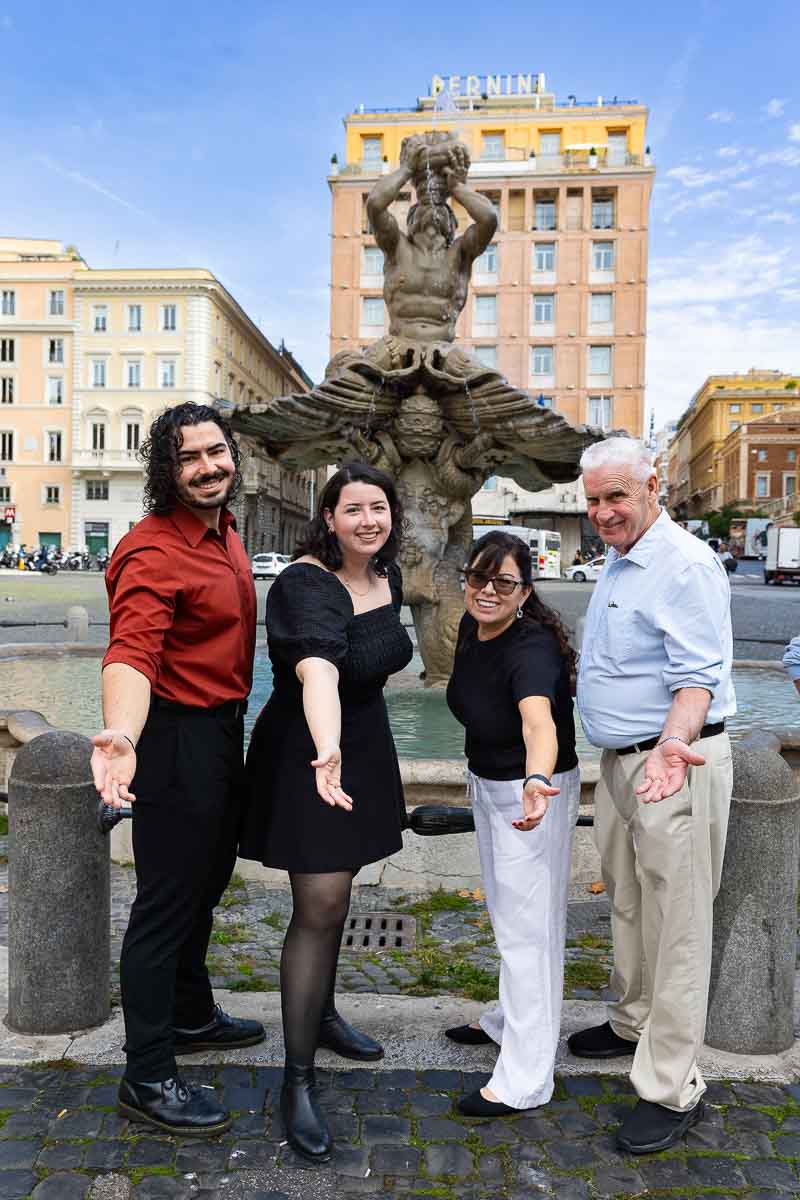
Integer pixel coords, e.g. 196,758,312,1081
4,0,799,431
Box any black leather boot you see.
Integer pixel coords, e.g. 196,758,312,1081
318,1008,384,1061
280,1064,332,1163
118,1076,231,1136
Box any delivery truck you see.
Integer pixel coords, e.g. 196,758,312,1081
764,525,800,585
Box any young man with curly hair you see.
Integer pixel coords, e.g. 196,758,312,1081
91,402,264,1136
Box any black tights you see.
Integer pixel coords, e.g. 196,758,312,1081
281,871,353,1067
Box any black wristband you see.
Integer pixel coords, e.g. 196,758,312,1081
121,734,136,753
524,773,551,789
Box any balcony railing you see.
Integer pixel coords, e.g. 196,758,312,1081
73,449,141,470
762,493,800,519
336,150,651,179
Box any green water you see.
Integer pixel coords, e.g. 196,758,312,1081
1,653,797,762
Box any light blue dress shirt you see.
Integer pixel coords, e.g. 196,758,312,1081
783,637,800,681
577,510,736,749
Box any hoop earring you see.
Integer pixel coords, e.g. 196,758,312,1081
516,606,524,619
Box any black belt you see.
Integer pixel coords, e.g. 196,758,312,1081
615,721,725,756
150,695,248,719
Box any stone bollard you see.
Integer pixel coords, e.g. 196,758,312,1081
706,743,800,1054
66,605,89,642
7,731,110,1034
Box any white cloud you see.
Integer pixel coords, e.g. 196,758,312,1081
33,155,153,220
765,98,787,118
648,36,700,144
789,124,800,143
717,146,740,158
761,210,796,225
756,146,800,167
662,189,727,223
649,235,796,306
708,110,735,123
666,165,718,188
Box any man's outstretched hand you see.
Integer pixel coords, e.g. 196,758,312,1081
91,731,137,807
636,739,706,804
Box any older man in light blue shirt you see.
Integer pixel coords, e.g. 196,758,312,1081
570,437,735,1157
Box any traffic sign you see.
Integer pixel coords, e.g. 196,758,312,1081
3,506,16,523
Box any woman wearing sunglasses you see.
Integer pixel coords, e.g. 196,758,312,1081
445,530,580,1116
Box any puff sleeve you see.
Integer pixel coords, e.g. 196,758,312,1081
265,564,351,669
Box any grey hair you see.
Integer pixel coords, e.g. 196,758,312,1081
580,437,655,483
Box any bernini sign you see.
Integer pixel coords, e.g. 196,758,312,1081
430,73,547,98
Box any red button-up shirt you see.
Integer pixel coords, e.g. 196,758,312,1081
103,504,257,707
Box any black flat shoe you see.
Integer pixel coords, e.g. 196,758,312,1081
567,1020,637,1059
118,1076,231,1136
174,1003,265,1053
445,1024,494,1046
281,1064,332,1163
616,1098,705,1154
318,1011,384,1061
458,1088,518,1117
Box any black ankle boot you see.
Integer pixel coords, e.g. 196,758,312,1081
318,1009,384,1061
280,1064,332,1163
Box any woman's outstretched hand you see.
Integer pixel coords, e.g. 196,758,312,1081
513,779,559,832
311,744,353,810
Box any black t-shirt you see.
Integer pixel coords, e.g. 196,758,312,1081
446,613,578,781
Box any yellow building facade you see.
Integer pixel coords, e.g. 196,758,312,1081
329,73,653,436
0,239,315,553
668,369,799,517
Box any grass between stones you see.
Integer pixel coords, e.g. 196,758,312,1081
210,922,250,945
564,958,611,993
0,813,8,835
261,910,285,930
219,872,247,909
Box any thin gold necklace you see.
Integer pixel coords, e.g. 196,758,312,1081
339,572,370,597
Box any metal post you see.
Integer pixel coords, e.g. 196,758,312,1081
706,743,800,1053
66,605,89,643
7,731,110,1034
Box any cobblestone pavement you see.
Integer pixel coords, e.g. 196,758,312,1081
1,1063,800,1199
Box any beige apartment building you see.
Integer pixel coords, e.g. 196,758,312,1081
0,238,316,554
327,73,653,549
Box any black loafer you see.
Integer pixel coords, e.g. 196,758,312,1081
174,1004,265,1053
118,1076,231,1136
458,1088,518,1117
567,1021,637,1059
445,1024,494,1045
617,1098,705,1154
318,1012,384,1061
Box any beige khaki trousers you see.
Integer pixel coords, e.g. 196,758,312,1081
594,733,732,1111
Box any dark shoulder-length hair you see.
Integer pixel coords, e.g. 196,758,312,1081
139,402,242,515
463,531,578,691
293,461,404,577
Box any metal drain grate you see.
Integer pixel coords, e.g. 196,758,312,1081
341,912,416,952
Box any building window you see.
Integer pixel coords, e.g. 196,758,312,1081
93,305,108,332
1,290,15,316
47,431,62,463
481,133,505,161
482,476,498,492
127,304,142,332
591,196,615,229
0,432,13,461
533,243,556,273
751,403,763,414
532,294,554,324
730,404,740,413
92,422,106,452
361,136,382,164
531,346,554,376
773,403,784,411
785,474,796,497
474,295,497,326
536,394,555,408
126,422,141,453
757,449,767,462
788,450,797,462
729,420,740,433
474,244,498,276
86,479,109,501
592,241,615,271
362,246,384,277
45,485,60,505
159,359,176,388
47,377,63,405
161,304,177,332
590,293,613,325
361,297,384,327
755,473,769,498
48,338,63,364
127,360,141,388
91,359,107,388
474,345,497,368
589,345,612,377
607,131,628,166
539,132,561,158
534,200,556,230
0,486,10,503
588,395,613,429
1,377,13,404
49,290,65,316
1,339,15,363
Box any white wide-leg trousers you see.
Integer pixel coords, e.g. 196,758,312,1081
472,765,580,1109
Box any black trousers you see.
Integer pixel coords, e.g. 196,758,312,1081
120,703,245,1082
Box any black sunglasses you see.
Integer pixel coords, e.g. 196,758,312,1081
461,568,523,597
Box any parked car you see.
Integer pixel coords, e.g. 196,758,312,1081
251,552,290,580
564,555,606,583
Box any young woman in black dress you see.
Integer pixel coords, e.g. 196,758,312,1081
240,462,412,1163
445,531,580,1117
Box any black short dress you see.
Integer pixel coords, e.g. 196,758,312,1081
239,561,414,873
